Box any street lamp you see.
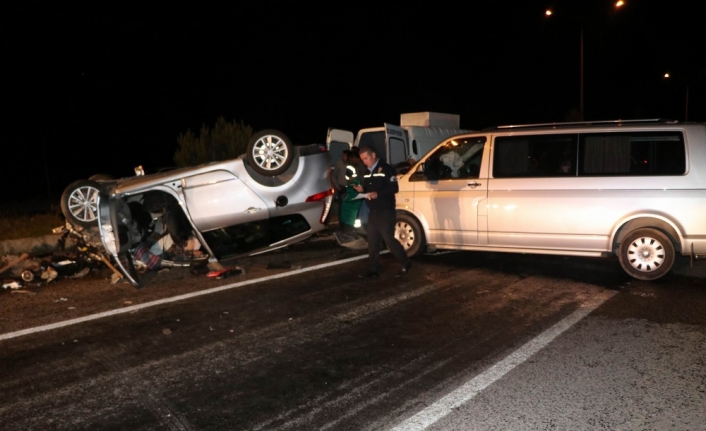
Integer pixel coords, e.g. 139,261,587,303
545,1,625,120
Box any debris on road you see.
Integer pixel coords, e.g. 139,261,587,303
2,280,22,289
1,223,124,289
206,266,244,279
0,253,30,275
189,260,209,275
41,266,58,282
21,270,34,282
10,290,36,295
96,253,123,281
69,267,91,278
333,231,368,250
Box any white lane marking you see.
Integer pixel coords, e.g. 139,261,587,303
389,290,617,431
0,254,369,342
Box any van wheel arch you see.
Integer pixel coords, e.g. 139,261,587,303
614,217,681,254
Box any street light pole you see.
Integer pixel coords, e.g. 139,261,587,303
546,1,624,121
664,73,690,121
580,27,584,119
685,85,689,121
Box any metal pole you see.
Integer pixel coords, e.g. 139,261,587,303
580,27,584,120
685,85,689,121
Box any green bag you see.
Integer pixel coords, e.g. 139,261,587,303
339,179,362,227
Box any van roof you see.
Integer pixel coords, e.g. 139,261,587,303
484,118,680,131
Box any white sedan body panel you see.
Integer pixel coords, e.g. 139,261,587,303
183,170,269,232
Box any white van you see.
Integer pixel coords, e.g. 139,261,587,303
327,112,469,170
393,119,706,280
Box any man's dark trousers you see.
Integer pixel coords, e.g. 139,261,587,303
366,208,411,273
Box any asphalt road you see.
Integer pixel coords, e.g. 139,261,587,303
1,234,706,431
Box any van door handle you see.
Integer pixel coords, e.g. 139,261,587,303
467,181,482,188
245,207,262,213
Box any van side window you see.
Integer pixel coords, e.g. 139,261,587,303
493,134,578,178
579,132,685,176
422,137,486,181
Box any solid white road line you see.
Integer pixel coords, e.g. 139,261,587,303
389,290,617,431
0,254,369,342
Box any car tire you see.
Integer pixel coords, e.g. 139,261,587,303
395,213,425,257
60,179,102,228
618,228,675,280
246,129,294,176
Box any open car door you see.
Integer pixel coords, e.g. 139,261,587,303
97,192,141,287
384,123,409,167
326,128,354,166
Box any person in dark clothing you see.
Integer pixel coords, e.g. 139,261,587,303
353,146,412,278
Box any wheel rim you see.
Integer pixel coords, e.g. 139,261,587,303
625,235,666,273
252,134,289,171
395,221,415,251
68,185,99,222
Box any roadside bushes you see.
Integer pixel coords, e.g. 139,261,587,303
174,117,253,167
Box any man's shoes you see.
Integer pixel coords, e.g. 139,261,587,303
358,271,380,279
395,262,413,277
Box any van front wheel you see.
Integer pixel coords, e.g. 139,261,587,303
618,228,675,280
395,214,425,257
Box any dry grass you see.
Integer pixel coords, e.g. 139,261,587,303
0,207,65,241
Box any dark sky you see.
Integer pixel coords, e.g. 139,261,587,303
2,1,704,206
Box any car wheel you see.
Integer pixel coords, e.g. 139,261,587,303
60,179,102,228
618,228,675,280
246,129,294,176
395,213,425,257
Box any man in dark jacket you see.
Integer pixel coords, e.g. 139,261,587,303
353,146,412,278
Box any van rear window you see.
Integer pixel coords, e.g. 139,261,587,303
579,132,685,176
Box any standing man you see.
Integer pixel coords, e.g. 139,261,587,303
353,146,412,278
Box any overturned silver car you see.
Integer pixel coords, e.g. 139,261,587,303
65,130,333,287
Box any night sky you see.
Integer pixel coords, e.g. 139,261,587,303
2,1,704,207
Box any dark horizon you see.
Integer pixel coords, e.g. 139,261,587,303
2,1,704,207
